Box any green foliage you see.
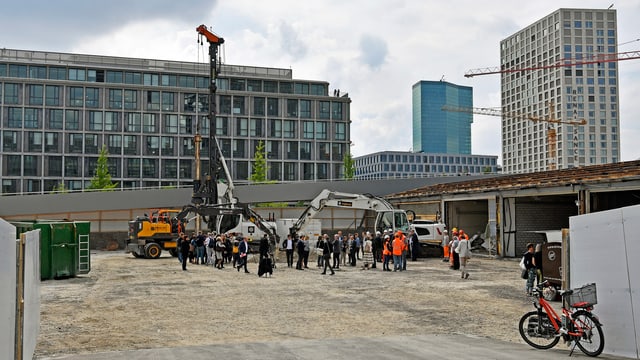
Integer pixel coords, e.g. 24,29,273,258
249,140,269,183
87,144,118,191
51,182,69,194
343,151,355,180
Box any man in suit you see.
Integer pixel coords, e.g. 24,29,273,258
236,235,250,274
284,233,294,268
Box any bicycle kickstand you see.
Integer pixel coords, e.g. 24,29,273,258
568,340,578,357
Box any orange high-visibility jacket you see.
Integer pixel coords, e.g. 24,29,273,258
392,237,404,256
383,240,391,256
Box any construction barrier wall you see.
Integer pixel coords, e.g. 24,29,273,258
570,205,640,359
0,218,16,360
0,218,40,360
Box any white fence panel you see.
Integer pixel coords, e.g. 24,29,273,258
23,230,41,360
570,205,639,359
0,218,17,360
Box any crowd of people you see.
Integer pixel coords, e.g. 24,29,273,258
176,231,271,274
176,225,545,295
440,227,472,279
281,229,422,274
174,226,477,280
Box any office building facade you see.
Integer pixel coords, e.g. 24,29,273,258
501,8,619,173
354,151,498,180
0,48,351,195
412,80,473,154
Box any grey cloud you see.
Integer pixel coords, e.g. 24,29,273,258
358,34,388,69
278,21,307,59
0,0,215,51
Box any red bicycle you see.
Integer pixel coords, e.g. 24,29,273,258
519,281,605,357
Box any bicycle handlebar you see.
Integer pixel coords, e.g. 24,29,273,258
533,281,573,298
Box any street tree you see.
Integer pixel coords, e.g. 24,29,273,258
87,144,118,191
343,151,355,180
250,140,269,183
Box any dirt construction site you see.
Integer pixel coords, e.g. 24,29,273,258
32,250,551,358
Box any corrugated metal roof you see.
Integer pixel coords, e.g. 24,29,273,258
387,160,640,199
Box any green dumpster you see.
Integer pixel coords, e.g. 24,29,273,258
49,223,76,278
11,220,91,280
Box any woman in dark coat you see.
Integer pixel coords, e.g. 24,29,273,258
179,234,190,271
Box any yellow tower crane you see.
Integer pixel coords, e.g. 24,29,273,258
442,103,586,170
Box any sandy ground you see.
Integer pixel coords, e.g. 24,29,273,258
35,250,535,358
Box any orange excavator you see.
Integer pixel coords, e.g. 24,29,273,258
126,209,185,258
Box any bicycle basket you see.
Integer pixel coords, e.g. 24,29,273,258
568,283,597,307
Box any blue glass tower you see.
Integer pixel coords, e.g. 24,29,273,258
412,81,472,154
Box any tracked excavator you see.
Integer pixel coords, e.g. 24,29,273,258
125,25,278,259
289,189,414,236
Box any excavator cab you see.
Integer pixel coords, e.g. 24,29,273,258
375,209,410,235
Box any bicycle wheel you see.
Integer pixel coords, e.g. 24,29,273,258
519,311,560,349
573,311,605,357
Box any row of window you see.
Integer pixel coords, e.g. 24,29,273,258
2,155,341,179
1,131,347,161
1,115,347,143
0,84,345,120
0,62,328,95
1,159,344,194
358,154,496,166
356,164,494,175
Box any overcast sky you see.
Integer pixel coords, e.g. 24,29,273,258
2,0,639,162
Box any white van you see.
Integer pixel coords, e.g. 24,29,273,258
411,220,446,257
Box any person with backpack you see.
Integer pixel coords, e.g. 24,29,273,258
523,243,536,295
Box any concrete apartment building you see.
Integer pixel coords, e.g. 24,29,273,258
0,48,351,194
501,8,619,173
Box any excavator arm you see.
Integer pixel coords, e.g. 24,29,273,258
290,189,410,236
173,202,279,244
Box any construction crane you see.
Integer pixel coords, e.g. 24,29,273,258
187,25,277,240
464,50,640,78
192,25,224,208
442,103,586,170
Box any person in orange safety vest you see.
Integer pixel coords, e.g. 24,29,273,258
392,231,405,272
442,229,450,262
449,228,459,269
382,235,392,271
